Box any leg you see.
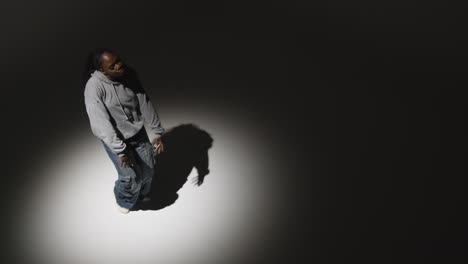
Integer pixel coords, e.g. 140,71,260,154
102,141,141,209
131,140,155,198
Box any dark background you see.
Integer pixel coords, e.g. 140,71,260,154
1,1,466,263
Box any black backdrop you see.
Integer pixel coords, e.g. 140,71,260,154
1,1,466,263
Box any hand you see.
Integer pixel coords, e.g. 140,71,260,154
119,154,134,168
192,176,204,186
153,137,165,154
192,171,209,186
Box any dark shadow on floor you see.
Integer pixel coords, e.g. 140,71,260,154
133,123,213,211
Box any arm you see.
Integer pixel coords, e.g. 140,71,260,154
84,82,128,157
136,89,165,144
193,148,210,186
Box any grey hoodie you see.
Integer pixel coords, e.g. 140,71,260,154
84,70,165,157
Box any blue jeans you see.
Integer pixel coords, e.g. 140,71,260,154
102,129,155,209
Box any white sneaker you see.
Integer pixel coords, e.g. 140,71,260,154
116,204,130,214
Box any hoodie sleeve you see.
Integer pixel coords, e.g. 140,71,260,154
136,89,165,143
84,80,128,157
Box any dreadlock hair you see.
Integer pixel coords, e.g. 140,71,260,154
81,47,117,89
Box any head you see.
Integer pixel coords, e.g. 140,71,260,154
98,51,126,80
82,48,126,87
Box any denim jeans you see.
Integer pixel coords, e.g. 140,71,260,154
102,128,155,209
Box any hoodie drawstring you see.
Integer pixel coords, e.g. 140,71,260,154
111,84,133,122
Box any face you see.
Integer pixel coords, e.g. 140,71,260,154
100,52,125,80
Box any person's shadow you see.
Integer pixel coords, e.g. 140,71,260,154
134,123,214,211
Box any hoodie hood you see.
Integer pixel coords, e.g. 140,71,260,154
91,70,122,85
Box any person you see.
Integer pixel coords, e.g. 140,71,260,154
83,48,165,214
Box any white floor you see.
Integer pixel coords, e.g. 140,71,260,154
14,107,281,264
